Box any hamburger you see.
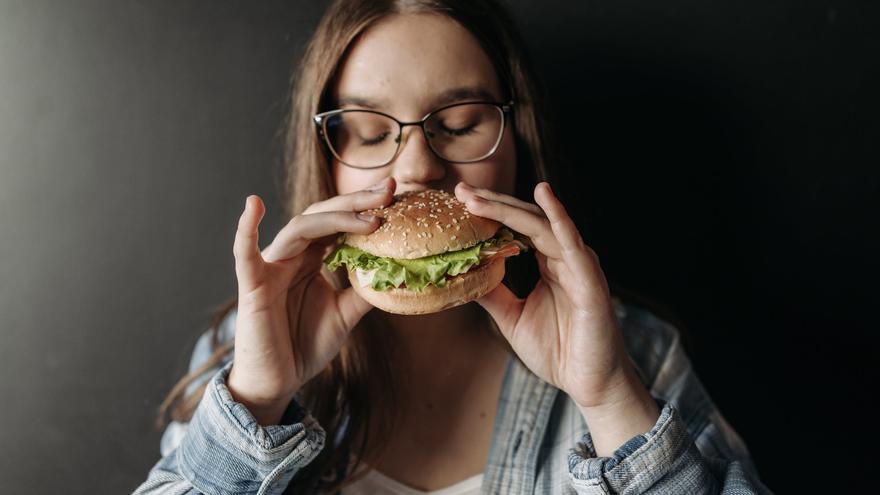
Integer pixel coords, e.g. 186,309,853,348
323,189,528,315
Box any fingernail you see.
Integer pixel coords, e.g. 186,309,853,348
458,181,473,190
357,213,376,222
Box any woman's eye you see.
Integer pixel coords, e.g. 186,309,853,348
361,131,390,146
441,124,477,137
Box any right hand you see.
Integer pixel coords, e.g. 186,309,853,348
228,176,396,425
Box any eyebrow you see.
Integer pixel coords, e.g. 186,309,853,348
433,87,499,106
336,86,499,110
336,95,385,109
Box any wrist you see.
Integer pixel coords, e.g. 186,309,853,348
575,361,645,412
570,355,640,411
575,366,660,457
227,366,299,426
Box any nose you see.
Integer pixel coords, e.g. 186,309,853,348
391,124,446,187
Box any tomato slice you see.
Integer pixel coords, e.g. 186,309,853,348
480,242,521,263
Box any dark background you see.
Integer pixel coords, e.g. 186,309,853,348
0,1,876,493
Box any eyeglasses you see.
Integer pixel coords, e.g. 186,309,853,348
313,100,514,169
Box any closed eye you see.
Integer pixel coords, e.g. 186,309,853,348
441,124,477,137
362,131,391,146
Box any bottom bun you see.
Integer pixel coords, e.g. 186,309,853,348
348,259,506,315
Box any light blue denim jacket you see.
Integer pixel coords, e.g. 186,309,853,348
133,297,773,494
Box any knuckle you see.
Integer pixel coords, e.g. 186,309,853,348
289,214,304,228
236,214,250,230
232,233,245,253
584,244,599,262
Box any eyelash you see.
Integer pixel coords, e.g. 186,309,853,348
363,132,390,146
442,124,476,136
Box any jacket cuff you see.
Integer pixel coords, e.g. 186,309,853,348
178,361,326,495
568,398,714,494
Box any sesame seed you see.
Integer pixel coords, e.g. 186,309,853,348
451,235,457,240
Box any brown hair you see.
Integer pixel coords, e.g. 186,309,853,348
156,0,561,492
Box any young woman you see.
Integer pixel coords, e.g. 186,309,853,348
135,1,771,493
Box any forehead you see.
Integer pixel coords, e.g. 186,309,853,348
330,13,504,116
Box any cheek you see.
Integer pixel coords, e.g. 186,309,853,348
332,161,389,195
452,126,517,195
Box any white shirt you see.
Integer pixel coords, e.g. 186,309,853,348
342,469,484,495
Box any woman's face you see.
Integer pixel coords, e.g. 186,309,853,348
329,13,517,197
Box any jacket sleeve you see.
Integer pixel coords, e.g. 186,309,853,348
566,310,774,494
132,315,326,495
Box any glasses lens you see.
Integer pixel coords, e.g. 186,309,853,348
425,103,504,162
324,111,398,168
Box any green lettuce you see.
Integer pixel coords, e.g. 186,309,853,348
323,227,516,292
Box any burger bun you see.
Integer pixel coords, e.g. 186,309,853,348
348,257,505,315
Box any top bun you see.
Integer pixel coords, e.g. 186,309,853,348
344,189,501,259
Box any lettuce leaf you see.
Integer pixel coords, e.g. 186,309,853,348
323,227,515,292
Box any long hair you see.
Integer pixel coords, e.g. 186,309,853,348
156,0,562,492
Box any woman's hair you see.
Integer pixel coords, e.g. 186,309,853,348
156,0,562,492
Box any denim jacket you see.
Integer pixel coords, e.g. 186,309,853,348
133,297,773,494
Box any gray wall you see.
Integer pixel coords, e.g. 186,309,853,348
1,1,876,493
0,2,324,492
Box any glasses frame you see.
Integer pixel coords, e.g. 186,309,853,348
313,100,515,169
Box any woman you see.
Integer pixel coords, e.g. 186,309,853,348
135,1,771,493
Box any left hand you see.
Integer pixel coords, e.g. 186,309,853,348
455,181,643,409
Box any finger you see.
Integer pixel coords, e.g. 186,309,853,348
533,182,600,287
474,281,523,339
458,190,563,259
454,181,545,217
261,210,380,263
233,195,267,293
335,285,375,329
303,176,396,215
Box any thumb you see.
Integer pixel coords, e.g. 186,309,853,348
233,195,266,293
475,282,523,339
335,285,375,330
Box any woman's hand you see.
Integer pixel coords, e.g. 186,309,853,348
454,181,659,455
228,176,396,425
